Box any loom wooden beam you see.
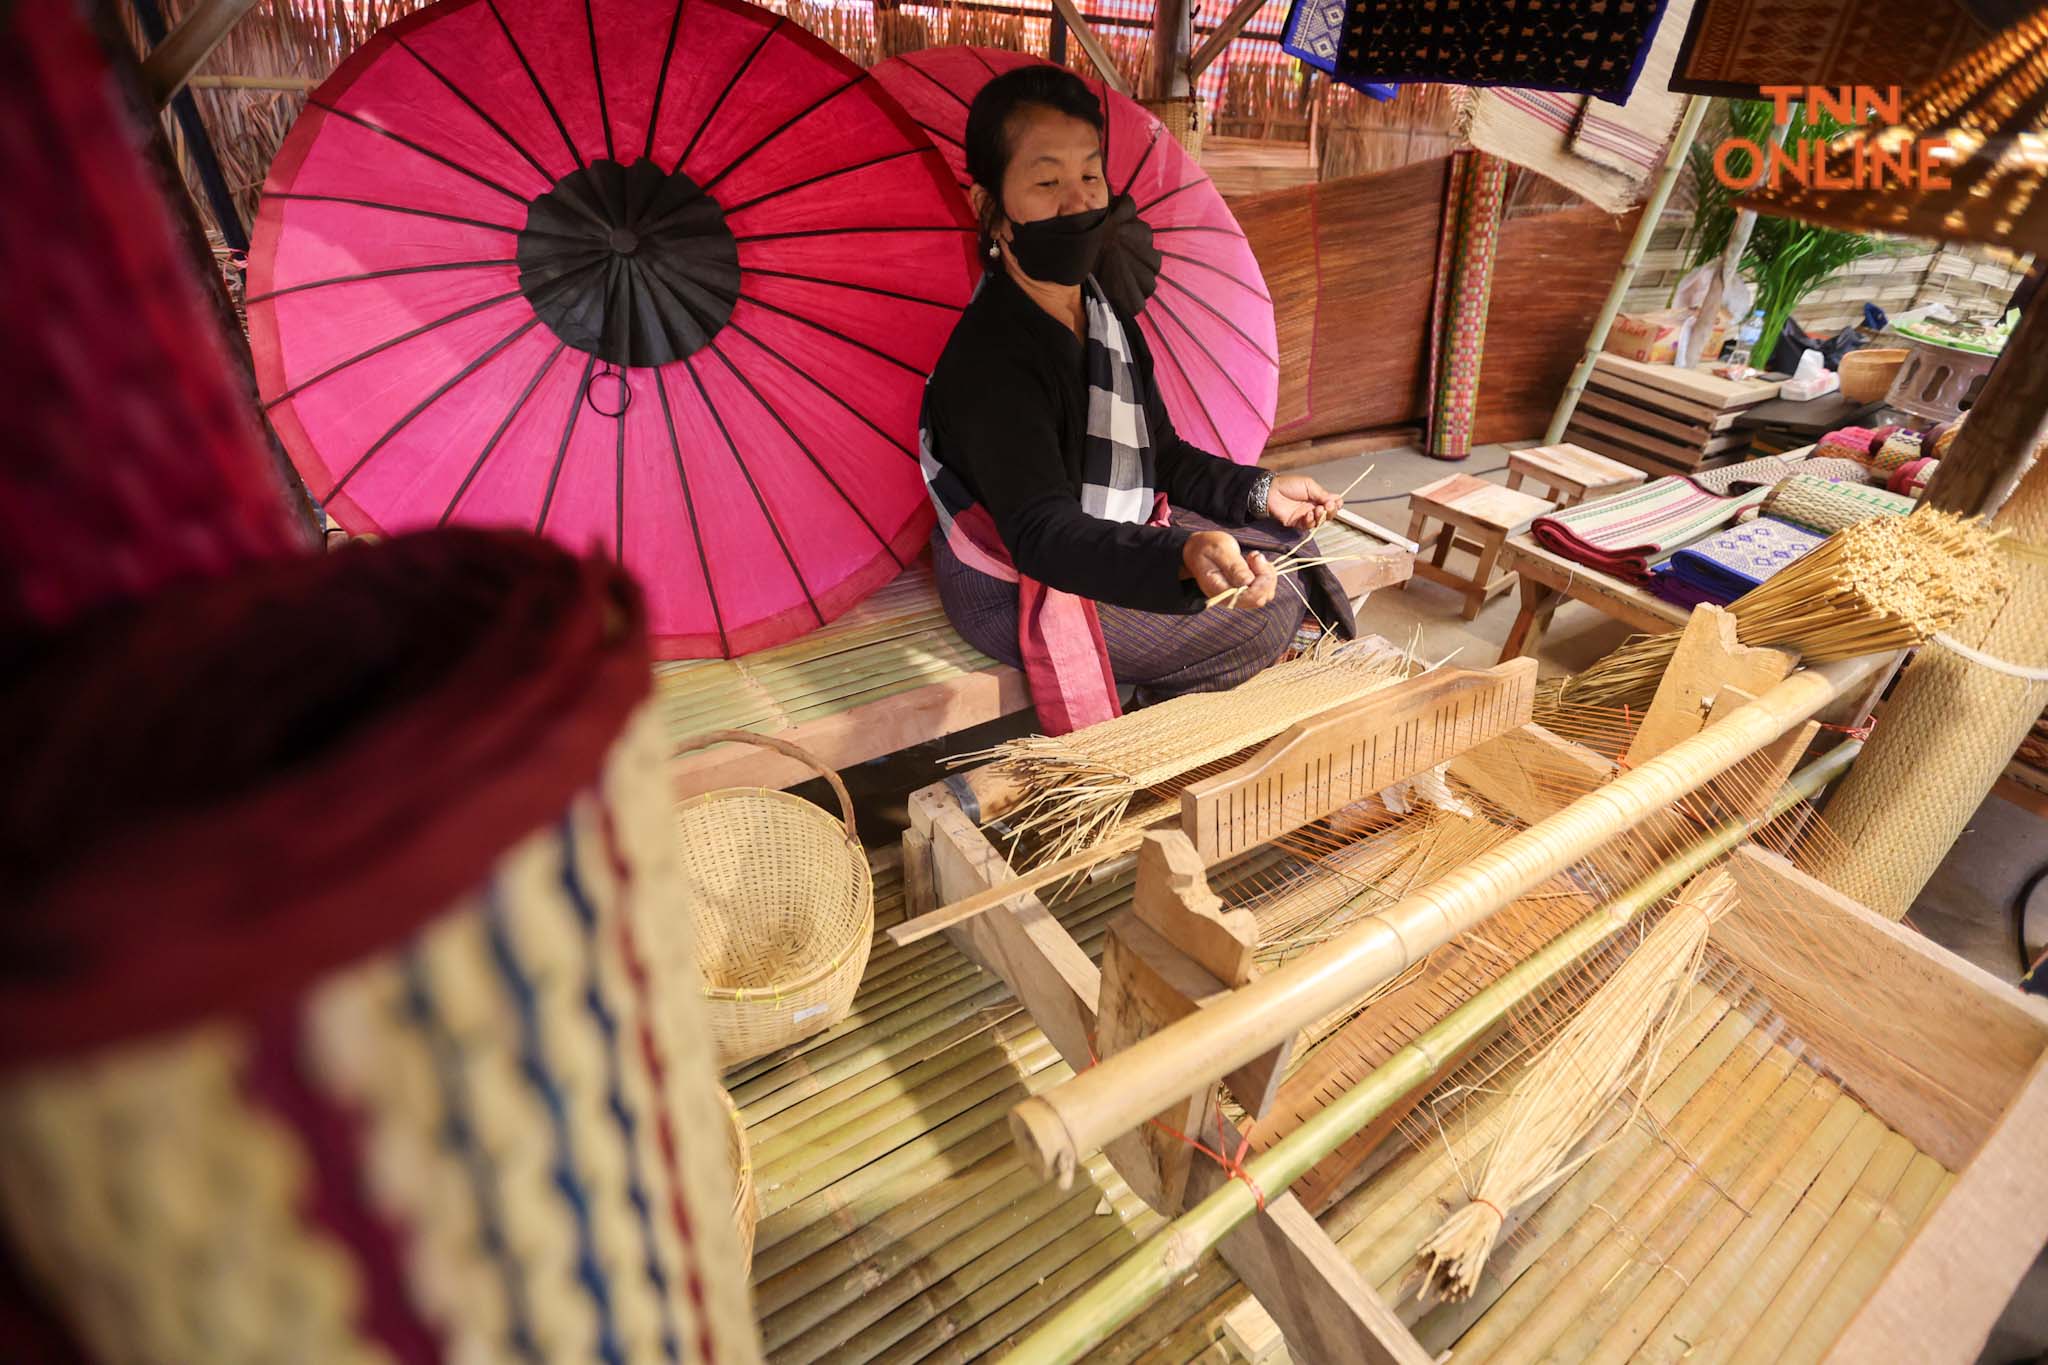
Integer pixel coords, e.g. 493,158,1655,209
141,0,260,107
1048,0,1131,95
1448,721,1615,824
1007,653,1887,1185
1623,605,1796,767
1186,0,1266,78
921,802,1430,1365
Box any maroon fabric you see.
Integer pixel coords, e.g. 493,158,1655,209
0,529,649,1072
0,1,300,632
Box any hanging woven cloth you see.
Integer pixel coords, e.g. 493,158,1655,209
1336,0,1674,99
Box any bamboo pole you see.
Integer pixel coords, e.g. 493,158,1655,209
141,0,261,106
998,740,1862,1365
1543,95,1712,445
1009,656,1882,1188
186,73,319,89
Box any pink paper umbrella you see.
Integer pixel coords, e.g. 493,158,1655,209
248,0,978,658
873,46,1277,465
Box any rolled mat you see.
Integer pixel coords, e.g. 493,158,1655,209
1685,453,1873,496
0,530,764,1365
1666,515,1826,603
1760,473,1917,535
1874,429,1924,474
1813,426,1881,461
1531,476,1768,581
1891,457,1939,496
1424,149,1506,462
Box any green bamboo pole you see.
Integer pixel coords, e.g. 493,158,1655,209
999,739,1861,1365
1543,95,1713,445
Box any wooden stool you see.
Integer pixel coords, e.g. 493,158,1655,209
1404,474,1555,620
1505,443,1646,508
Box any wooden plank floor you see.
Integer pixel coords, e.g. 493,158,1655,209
731,848,1256,1365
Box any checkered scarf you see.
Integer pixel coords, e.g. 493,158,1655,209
1076,282,1157,524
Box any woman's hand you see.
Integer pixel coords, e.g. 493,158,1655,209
1266,475,1343,531
1184,530,1277,609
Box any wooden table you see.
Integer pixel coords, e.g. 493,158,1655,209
1493,533,1688,661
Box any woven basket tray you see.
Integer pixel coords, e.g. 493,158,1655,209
673,730,874,1067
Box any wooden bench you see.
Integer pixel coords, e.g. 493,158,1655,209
1493,532,1689,660
1505,442,1646,508
665,520,1413,798
1403,473,1555,621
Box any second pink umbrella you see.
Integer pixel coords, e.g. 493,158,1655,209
874,46,1279,466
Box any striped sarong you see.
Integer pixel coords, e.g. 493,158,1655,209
1532,476,1768,582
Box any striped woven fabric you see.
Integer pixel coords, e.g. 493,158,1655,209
1667,515,1825,603
1531,476,1768,581
1761,473,1916,536
1685,454,1872,496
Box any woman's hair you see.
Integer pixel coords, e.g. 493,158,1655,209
962,65,1105,245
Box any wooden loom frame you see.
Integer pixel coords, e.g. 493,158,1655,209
897,616,2048,1364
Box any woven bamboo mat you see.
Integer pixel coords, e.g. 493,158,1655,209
733,847,1263,1364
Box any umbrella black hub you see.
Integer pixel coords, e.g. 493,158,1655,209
517,157,740,369
1094,192,1162,320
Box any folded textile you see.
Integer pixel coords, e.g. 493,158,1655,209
1668,516,1825,602
1760,472,1916,535
1281,0,1398,98
1648,566,1730,609
1531,476,1768,582
1337,0,1671,100
1683,453,1861,496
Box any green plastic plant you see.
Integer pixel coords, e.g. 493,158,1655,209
1684,99,1889,364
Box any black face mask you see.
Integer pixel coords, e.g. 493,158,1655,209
1004,197,1120,286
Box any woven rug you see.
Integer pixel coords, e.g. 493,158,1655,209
1569,0,1696,179
1425,151,1506,461
1672,0,1990,98
1668,515,1824,602
1760,473,1917,535
1531,476,1768,581
1337,0,1671,99
1685,454,1872,496
1281,0,1398,98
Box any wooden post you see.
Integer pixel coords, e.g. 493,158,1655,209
1048,0,1130,95
1187,0,1267,81
141,0,260,107
1544,95,1712,445
1147,0,1192,99
1920,288,2048,517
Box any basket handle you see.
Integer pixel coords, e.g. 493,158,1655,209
672,729,859,842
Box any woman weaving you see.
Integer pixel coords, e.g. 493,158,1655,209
920,67,1357,734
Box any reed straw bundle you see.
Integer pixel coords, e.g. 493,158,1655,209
1415,870,1742,1300
1556,509,2008,711
970,640,1410,865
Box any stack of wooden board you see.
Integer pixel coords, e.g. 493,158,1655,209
1566,354,1783,476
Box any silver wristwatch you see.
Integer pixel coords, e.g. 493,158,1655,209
1247,470,1275,520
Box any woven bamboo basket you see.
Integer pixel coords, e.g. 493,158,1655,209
723,1087,758,1265
1141,95,1204,156
673,730,873,1067
1839,347,1909,401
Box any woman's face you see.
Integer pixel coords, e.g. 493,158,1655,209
994,104,1109,237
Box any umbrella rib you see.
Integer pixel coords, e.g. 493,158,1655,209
742,266,963,312
1136,178,1202,217
735,291,925,374
1150,289,1265,424
965,48,1003,77
266,193,520,235
1153,268,1278,366
308,99,530,205
719,147,927,218
538,352,600,533
583,0,616,164
331,316,545,496
395,35,557,186
1138,309,1229,451
642,0,689,161
1156,246,1272,304
674,17,783,177
485,0,585,171
653,369,731,655
1149,223,1240,237
900,53,973,112
265,289,526,406
680,359,825,628
700,73,867,194
725,317,917,461
244,258,519,305
615,394,627,560
734,224,974,244
704,343,904,568
441,340,567,525
1116,123,1165,201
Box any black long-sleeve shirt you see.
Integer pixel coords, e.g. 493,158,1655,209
922,270,1263,614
